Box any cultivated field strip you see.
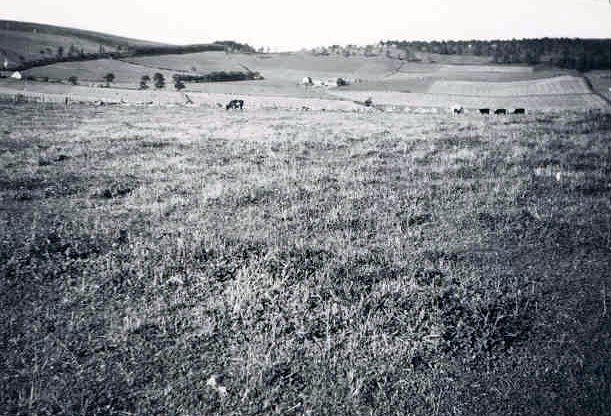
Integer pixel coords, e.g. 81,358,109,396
437,64,535,73
428,75,592,96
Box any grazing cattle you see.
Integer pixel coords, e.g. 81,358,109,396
494,108,507,115
364,97,373,107
479,108,490,115
513,108,526,114
301,106,311,111
226,99,244,110
451,105,463,115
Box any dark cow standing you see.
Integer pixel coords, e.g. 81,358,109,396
513,108,526,114
479,108,490,115
451,105,463,115
494,109,507,115
226,99,244,110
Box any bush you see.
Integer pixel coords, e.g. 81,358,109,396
153,73,165,89
172,71,259,83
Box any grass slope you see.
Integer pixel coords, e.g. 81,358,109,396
0,20,163,66
0,103,609,415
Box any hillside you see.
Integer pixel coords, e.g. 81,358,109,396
0,20,165,67
0,20,247,71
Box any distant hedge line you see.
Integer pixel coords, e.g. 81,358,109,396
172,71,259,83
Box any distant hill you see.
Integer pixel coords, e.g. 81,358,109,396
0,20,255,70
0,20,165,67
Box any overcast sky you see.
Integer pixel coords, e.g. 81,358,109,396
1,0,610,50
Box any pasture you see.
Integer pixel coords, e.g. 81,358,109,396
1,102,609,415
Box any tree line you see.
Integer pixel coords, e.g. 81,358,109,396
172,71,261,83
383,38,610,71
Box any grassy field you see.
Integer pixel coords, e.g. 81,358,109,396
1,102,609,415
21,59,180,88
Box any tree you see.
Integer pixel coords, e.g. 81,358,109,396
68,44,79,57
57,46,64,58
139,75,150,90
174,79,186,91
103,73,115,87
68,76,78,85
153,73,165,89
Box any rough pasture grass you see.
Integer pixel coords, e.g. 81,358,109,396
0,103,609,415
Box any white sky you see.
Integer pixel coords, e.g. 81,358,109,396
1,0,610,51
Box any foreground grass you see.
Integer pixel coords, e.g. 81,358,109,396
0,103,609,415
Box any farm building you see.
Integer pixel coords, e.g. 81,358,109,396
1,71,23,80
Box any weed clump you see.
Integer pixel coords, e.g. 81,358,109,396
91,177,140,199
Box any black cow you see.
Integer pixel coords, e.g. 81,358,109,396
513,108,526,114
226,99,244,110
451,105,463,115
494,108,507,115
479,108,490,115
